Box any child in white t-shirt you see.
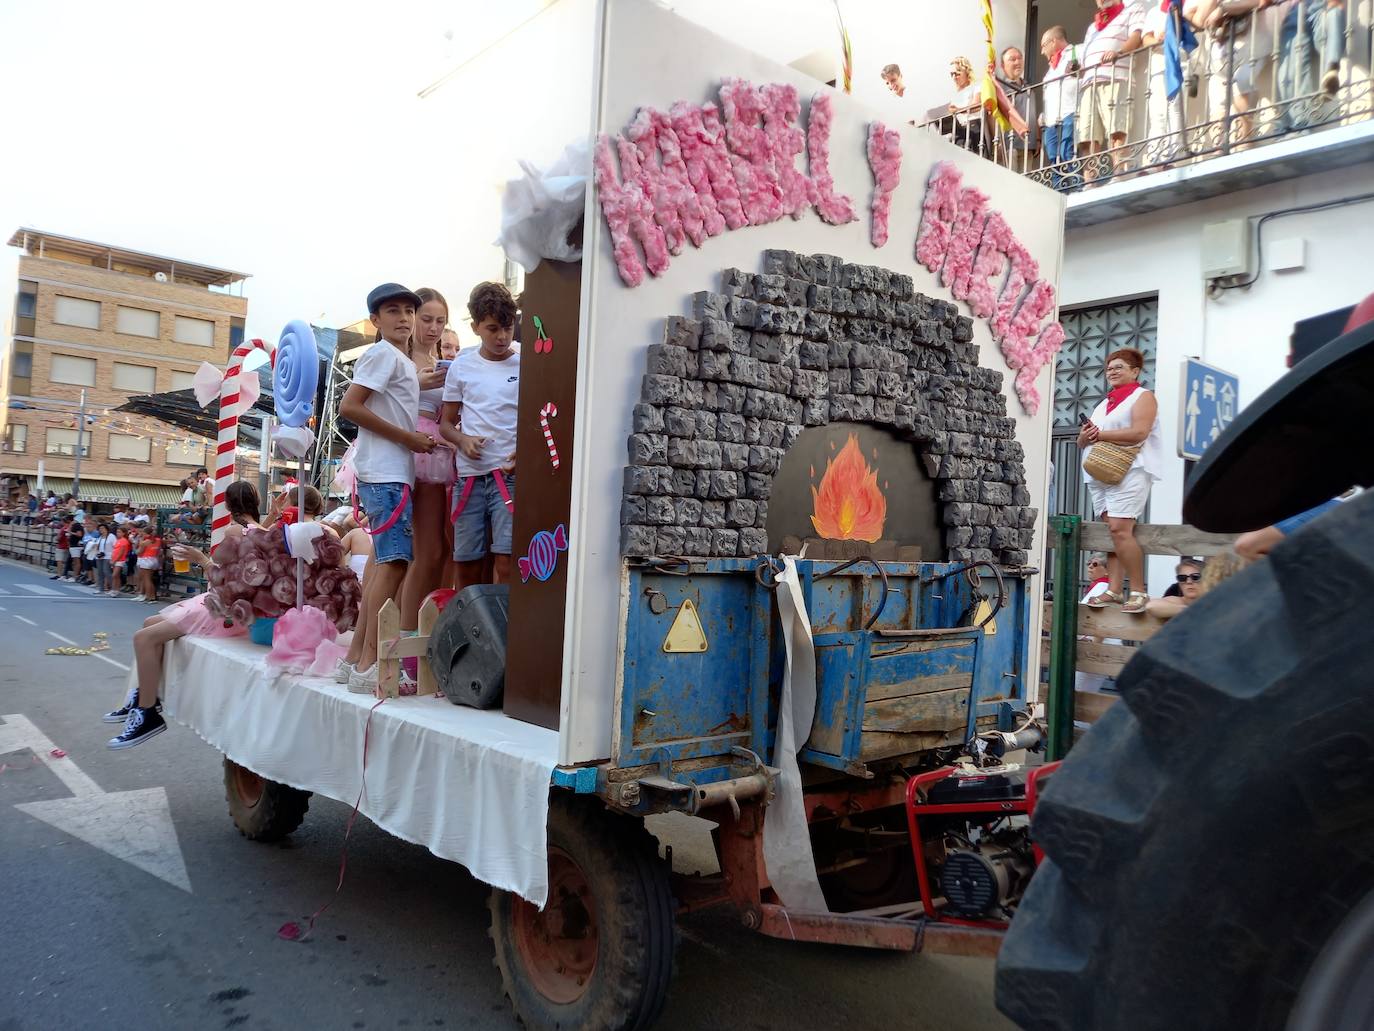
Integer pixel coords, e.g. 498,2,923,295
439,282,520,591
337,283,437,695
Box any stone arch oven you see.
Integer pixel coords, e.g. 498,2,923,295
619,250,1038,565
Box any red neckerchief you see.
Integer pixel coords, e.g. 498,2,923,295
1094,2,1125,29
1160,0,1175,9
1088,576,1110,592
1105,381,1142,413
1050,48,1063,69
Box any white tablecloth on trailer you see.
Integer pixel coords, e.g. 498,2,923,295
156,635,560,905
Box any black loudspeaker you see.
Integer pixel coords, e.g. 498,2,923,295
429,584,510,709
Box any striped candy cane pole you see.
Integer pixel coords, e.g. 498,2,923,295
539,402,559,470
211,338,275,552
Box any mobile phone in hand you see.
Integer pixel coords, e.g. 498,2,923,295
1079,412,1092,426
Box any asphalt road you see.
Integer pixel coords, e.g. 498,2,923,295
0,557,1013,1031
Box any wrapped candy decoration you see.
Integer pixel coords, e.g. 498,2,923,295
242,557,271,588
253,588,287,619
268,555,292,579
230,598,256,627
270,576,297,605
208,565,227,588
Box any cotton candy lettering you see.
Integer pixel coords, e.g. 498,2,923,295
865,122,901,248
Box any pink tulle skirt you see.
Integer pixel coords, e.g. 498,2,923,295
414,414,456,485
159,593,248,640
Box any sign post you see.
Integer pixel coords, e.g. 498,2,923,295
1178,358,1239,461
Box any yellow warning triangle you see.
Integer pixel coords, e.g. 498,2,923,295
663,598,708,653
973,598,997,636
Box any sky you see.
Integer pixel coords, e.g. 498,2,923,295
0,0,1025,353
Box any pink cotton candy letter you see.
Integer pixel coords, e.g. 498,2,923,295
866,122,902,248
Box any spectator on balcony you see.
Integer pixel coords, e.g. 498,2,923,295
881,63,906,98
997,47,1040,171
948,56,985,154
1140,1,1193,164
1274,0,1347,128
1040,25,1082,189
1077,0,1145,183
1187,0,1273,147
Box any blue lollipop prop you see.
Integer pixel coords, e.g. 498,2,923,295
274,320,318,428
273,320,319,613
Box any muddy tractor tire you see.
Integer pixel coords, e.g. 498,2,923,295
223,756,311,842
489,795,676,1031
996,493,1374,1030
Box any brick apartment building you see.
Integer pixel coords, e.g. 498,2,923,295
2,228,250,506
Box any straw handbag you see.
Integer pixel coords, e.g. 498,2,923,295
1083,441,1141,485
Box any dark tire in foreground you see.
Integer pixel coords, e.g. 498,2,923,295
223,756,311,842
489,795,676,1030
997,493,1374,1031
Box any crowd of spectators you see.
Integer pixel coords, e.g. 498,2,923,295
913,0,1355,189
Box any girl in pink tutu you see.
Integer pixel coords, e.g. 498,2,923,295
105,481,262,749
394,287,456,679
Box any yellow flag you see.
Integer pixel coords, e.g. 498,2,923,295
981,0,1011,132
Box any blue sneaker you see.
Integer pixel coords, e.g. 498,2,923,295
107,706,166,749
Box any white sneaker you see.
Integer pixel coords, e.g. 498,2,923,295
347,664,378,695
333,659,356,684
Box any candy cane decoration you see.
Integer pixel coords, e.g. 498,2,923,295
540,403,560,470
212,338,275,551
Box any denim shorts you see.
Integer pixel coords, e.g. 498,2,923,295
452,472,514,561
357,480,414,564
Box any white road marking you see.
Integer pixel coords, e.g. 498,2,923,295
47,631,78,646
2,713,191,892
14,615,37,626
17,584,62,596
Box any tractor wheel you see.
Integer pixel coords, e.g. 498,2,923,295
489,796,676,1030
997,493,1374,1031
223,756,311,842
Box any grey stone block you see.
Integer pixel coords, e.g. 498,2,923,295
953,316,975,343
717,412,747,443
628,433,668,465
748,445,784,475
754,304,805,334
943,503,973,527
695,411,718,439
646,496,676,525
699,349,733,381
674,497,704,525
802,398,830,426
656,527,687,554
749,332,784,363
621,525,656,555
621,496,647,525
692,291,728,322
666,437,697,467
728,326,753,355
753,273,787,304
799,340,829,370
642,375,682,405
720,442,750,472
721,267,753,296
939,479,979,503
745,473,772,499
664,316,702,350
646,343,692,378
980,482,1012,506
889,273,913,299
851,291,878,319
696,440,723,470
792,369,828,399
680,379,704,407
784,278,809,306
803,311,833,341
874,397,897,424
761,249,801,278
971,526,993,548
1000,549,1029,566
851,343,877,369
1012,485,1032,507
877,372,905,398
707,383,746,413
850,367,880,395
632,404,665,434
681,528,712,557
667,468,697,496
947,526,974,547
781,423,803,449
727,296,758,328
710,529,739,556
697,470,740,499
702,501,728,529
664,407,694,437
737,528,769,555
701,318,734,352
727,499,758,527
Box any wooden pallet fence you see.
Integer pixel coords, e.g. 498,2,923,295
1041,600,1170,725
376,597,440,699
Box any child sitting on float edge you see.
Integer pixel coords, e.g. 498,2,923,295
337,283,437,694
439,281,520,590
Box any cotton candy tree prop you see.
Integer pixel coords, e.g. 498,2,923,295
209,338,275,552
271,320,319,609
204,526,359,632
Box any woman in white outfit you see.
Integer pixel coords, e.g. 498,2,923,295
1079,347,1163,613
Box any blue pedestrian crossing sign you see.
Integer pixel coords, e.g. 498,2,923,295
1178,358,1239,461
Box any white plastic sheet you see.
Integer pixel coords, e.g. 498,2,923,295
156,635,560,904
763,557,829,912
496,138,590,273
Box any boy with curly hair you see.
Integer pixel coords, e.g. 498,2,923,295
439,281,520,590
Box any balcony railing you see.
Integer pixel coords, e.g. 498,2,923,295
922,8,1373,193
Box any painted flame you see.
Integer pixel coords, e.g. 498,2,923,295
809,434,887,542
